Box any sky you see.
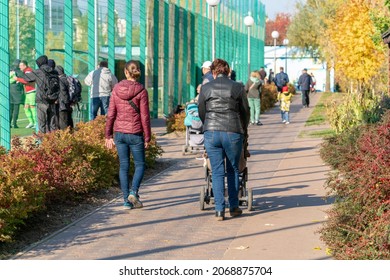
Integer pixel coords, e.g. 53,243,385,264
262,0,301,19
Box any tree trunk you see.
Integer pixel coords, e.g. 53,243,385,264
326,61,331,92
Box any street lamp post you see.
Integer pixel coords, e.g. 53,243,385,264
206,0,221,61
283,38,289,73
271,31,279,75
244,14,254,78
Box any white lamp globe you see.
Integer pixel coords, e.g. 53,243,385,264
283,38,289,45
206,0,221,6
244,15,254,27
271,30,280,39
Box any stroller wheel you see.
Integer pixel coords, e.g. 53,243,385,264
200,186,205,210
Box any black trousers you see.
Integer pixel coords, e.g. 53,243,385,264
301,90,310,107
10,103,20,126
37,103,57,133
58,109,74,130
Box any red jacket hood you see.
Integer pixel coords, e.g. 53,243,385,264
115,80,145,101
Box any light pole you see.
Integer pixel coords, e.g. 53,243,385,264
16,0,20,59
206,0,221,61
244,13,254,78
271,31,279,75
283,38,289,74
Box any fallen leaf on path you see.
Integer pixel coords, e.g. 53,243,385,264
326,248,332,256
234,246,249,250
313,247,322,250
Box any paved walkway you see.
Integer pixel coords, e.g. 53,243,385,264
14,92,332,260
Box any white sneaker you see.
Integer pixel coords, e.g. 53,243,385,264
285,121,290,124
282,120,286,123
25,123,34,128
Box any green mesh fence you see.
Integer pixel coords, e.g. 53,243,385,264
1,0,265,147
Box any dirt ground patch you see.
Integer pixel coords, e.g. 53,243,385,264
0,159,175,259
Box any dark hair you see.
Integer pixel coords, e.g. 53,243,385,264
124,60,141,80
20,60,28,66
210,59,230,76
48,59,56,68
99,61,108,68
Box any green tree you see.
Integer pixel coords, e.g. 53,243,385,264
287,0,343,91
9,2,36,66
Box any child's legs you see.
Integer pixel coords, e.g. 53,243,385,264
285,111,289,122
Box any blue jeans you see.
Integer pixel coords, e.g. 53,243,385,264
90,96,110,120
281,110,289,122
114,132,146,203
204,131,243,212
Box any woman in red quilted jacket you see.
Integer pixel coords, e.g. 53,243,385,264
105,60,151,210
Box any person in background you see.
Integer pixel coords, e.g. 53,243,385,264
278,86,293,124
198,59,250,221
273,67,289,93
55,65,73,129
258,67,267,81
310,72,317,93
268,69,274,85
21,55,58,133
9,59,25,128
85,60,118,120
196,60,214,95
298,68,313,108
105,60,151,210
15,60,36,129
245,71,263,126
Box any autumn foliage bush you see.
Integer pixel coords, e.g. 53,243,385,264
0,116,162,242
166,111,186,133
320,111,390,259
261,83,279,113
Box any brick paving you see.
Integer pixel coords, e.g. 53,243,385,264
14,92,331,260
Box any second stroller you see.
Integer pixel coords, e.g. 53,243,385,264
182,102,205,155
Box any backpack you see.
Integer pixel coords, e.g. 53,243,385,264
67,76,82,105
42,71,60,103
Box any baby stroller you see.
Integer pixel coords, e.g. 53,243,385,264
182,102,205,155
199,148,253,211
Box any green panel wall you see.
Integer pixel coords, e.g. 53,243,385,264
0,0,10,150
64,0,73,75
35,0,44,58
1,0,265,143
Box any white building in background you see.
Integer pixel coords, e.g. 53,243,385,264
264,46,335,92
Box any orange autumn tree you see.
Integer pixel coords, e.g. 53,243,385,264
327,0,384,95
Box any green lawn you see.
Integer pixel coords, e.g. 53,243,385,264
11,107,36,137
301,92,343,138
305,92,332,126
299,129,336,139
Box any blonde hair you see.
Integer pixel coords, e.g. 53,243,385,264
250,71,260,79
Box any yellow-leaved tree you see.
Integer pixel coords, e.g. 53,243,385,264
327,0,384,94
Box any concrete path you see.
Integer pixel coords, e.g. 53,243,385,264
14,92,332,260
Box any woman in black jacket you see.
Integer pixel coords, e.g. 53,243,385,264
9,59,25,128
198,59,250,221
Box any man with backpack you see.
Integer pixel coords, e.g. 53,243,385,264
21,55,60,133
273,67,289,93
55,65,74,130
